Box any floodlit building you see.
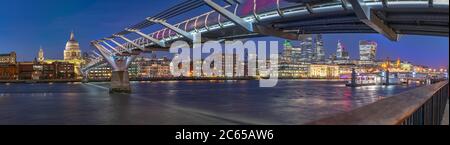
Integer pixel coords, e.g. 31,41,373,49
43,32,86,78
333,40,352,64
279,40,310,78
0,64,18,80
18,62,34,80
314,34,326,62
336,40,350,60
147,56,172,78
309,64,340,79
88,65,112,80
359,40,377,65
38,46,45,63
0,52,17,64
54,62,75,79
0,52,18,80
32,63,56,80
64,32,82,61
300,35,314,62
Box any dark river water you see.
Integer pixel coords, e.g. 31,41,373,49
0,80,420,125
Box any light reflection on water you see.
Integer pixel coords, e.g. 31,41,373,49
0,80,420,125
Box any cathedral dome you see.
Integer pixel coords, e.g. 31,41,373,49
64,31,82,61
65,31,80,50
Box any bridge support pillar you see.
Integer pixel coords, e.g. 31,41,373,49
385,70,390,86
82,76,89,83
81,70,89,83
110,71,131,93
91,42,137,94
350,68,357,87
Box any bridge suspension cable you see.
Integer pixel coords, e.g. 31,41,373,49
116,0,206,36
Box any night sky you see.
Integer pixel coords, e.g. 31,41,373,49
0,0,448,68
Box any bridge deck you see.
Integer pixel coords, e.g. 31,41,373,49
84,0,449,73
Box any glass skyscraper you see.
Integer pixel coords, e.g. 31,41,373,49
314,34,325,62
336,40,350,60
279,40,309,78
300,35,314,62
359,40,377,61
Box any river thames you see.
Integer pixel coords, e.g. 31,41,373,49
0,80,421,125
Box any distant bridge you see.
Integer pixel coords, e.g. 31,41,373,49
82,0,449,93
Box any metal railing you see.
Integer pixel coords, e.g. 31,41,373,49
308,80,449,125
402,80,449,125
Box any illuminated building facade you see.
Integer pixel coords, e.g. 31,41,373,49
38,47,45,62
335,40,350,63
279,40,309,78
359,40,377,65
300,35,314,62
54,62,75,79
155,57,172,78
130,56,172,79
64,32,82,61
18,62,34,80
0,52,18,80
314,34,326,62
32,63,56,80
200,53,243,77
331,41,352,64
88,65,112,80
336,40,349,60
257,59,274,78
128,57,145,79
0,52,16,64
144,56,172,78
309,64,340,79
42,32,86,78
0,64,18,80
88,55,173,80
29,61,74,80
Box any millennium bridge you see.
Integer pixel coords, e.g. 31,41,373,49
81,0,448,125
82,0,448,91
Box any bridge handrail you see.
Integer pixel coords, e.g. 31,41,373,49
308,80,449,125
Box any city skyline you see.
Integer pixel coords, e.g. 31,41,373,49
1,34,447,69
0,0,448,68
0,0,448,129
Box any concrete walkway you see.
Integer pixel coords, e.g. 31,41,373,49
442,101,449,125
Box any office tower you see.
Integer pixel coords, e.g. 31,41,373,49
359,40,377,61
336,40,349,60
314,34,325,62
300,35,314,62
